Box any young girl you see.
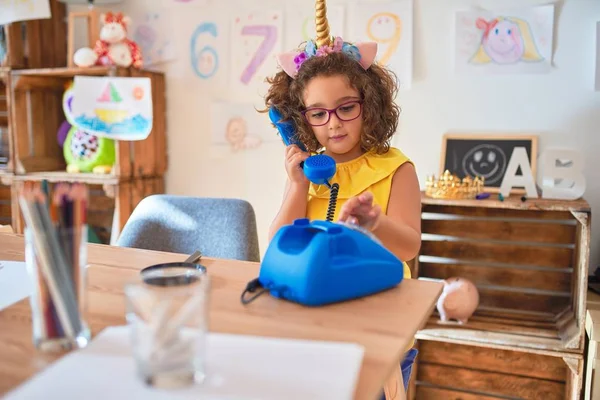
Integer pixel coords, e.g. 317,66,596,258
262,12,422,396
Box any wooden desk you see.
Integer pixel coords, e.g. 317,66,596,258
0,233,442,400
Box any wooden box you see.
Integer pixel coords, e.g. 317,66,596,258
7,66,167,180
1,0,67,69
411,340,583,399
0,72,11,172
583,291,600,399
10,176,165,245
0,179,13,227
415,193,591,353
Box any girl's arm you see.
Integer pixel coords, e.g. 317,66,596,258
372,162,422,261
269,145,311,241
268,179,310,241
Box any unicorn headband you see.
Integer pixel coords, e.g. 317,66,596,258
276,0,378,79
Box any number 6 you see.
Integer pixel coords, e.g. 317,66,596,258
190,22,219,79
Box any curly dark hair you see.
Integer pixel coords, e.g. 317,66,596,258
261,51,401,154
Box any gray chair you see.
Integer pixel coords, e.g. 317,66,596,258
116,195,261,262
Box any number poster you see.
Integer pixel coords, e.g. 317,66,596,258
230,10,283,100
350,0,413,88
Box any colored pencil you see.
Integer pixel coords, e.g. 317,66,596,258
18,181,88,341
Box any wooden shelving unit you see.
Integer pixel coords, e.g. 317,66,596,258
1,0,168,244
409,192,591,399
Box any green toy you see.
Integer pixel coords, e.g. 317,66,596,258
63,126,116,173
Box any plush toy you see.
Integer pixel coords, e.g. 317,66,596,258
63,126,116,174
73,12,143,69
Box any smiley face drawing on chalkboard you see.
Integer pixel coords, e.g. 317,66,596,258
461,144,507,184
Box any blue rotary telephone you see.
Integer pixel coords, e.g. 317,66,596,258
239,108,405,307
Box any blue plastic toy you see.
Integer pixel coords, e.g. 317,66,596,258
256,218,404,306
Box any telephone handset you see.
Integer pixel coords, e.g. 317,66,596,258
238,107,405,307
268,107,339,221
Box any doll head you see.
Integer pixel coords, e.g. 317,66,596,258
263,0,400,155
99,12,131,44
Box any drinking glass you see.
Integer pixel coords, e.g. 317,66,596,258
25,225,90,352
125,262,210,388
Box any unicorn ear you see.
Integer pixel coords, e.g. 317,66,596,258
356,42,378,69
276,51,300,78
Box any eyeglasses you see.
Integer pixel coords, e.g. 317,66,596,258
301,100,363,127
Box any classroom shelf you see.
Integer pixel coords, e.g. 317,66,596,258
411,193,591,400
0,0,67,69
1,0,169,241
8,67,167,179
11,66,117,78
10,171,120,185
10,176,165,245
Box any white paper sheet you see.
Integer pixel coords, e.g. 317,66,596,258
128,9,177,67
178,13,229,88
350,0,413,89
454,5,554,75
0,261,33,311
71,76,153,141
596,22,600,91
210,101,281,151
0,0,51,25
229,10,283,101
5,325,364,400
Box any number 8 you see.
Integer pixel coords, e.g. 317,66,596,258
190,22,219,79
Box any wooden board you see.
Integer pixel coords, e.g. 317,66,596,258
0,74,11,173
411,340,583,400
0,182,11,226
1,0,67,69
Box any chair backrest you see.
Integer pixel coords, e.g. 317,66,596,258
116,195,261,262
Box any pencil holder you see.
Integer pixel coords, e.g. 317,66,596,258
125,262,210,388
25,224,90,353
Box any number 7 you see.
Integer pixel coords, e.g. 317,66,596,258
240,25,277,84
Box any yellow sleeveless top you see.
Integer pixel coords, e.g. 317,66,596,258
306,147,413,279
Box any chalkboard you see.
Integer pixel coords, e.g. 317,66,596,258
440,134,538,190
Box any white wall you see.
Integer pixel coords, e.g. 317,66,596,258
73,0,600,271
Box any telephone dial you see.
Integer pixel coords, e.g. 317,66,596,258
240,107,405,307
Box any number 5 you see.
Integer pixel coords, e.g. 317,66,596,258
240,25,277,85
190,22,219,79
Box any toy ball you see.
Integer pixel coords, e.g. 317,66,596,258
73,48,97,68
63,126,116,173
57,120,71,148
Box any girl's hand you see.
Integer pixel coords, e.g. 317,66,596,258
338,192,382,231
285,145,310,186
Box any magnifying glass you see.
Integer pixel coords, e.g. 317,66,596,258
140,262,207,287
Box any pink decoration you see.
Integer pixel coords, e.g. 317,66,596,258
276,51,301,78
436,277,480,324
355,42,377,70
275,38,378,79
477,17,526,64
